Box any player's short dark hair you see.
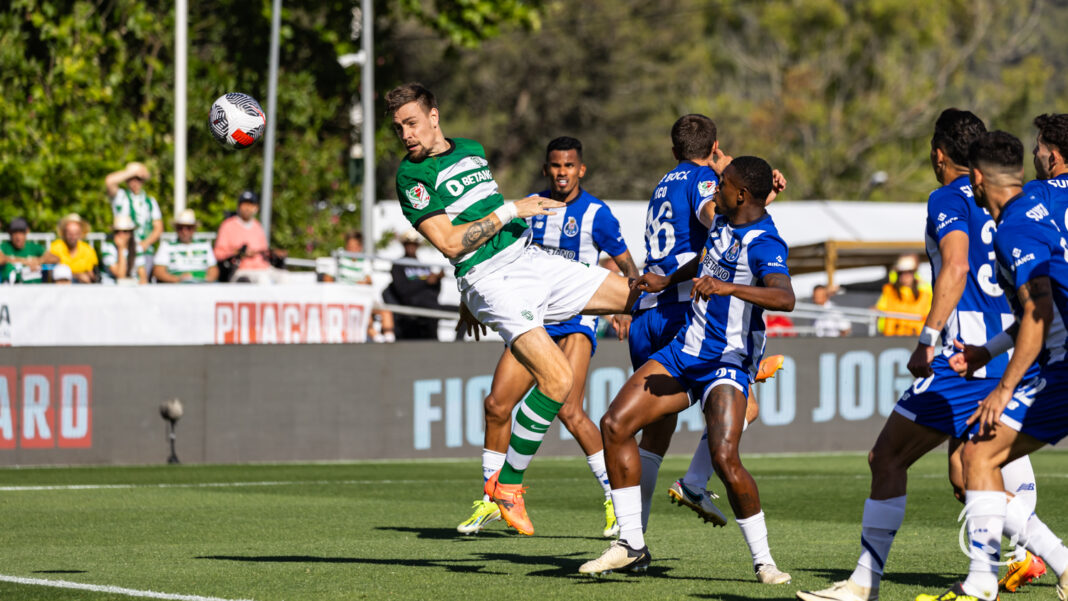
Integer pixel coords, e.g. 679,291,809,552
968,131,1024,172
813,284,827,293
730,156,774,203
671,114,718,161
385,83,437,115
1034,113,1068,156
344,231,363,244
545,136,582,162
932,108,986,166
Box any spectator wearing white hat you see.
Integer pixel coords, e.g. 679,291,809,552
100,214,147,284
106,161,163,261
154,209,218,283
48,213,98,283
51,264,73,285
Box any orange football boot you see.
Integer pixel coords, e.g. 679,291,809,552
1000,551,1046,592
755,354,785,383
484,471,534,536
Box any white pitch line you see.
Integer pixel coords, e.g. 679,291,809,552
0,574,255,601
0,478,435,492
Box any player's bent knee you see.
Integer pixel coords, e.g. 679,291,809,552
483,394,513,425
600,411,633,445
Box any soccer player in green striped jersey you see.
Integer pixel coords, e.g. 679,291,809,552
387,83,638,536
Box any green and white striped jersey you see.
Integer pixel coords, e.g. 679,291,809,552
153,240,217,281
395,138,527,282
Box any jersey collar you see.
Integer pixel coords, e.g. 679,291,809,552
995,191,1028,225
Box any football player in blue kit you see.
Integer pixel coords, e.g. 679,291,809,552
1033,114,1068,226
456,136,640,537
629,115,786,533
798,110,1042,601
579,156,795,583
915,131,1068,601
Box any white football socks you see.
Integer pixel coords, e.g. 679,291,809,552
638,448,662,532
682,431,716,491
1023,512,1068,575
961,490,1006,601
1001,455,1037,560
481,448,506,502
737,511,775,567
586,451,612,498
611,485,645,549
851,496,906,589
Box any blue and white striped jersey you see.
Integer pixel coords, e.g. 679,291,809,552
673,213,790,375
530,189,628,264
993,195,1068,367
637,161,719,310
530,188,629,342
925,175,1014,378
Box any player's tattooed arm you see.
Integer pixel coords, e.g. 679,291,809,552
611,251,641,281
417,196,564,259
971,276,1053,432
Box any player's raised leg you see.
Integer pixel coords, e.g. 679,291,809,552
483,327,573,536
579,360,691,575
456,348,533,534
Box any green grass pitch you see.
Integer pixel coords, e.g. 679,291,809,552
0,451,1064,600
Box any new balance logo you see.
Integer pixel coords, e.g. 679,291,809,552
1026,204,1050,221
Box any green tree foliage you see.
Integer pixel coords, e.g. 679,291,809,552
380,0,1061,205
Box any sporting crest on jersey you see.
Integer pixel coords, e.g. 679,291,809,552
563,216,579,237
698,181,717,198
723,239,741,262
405,183,431,210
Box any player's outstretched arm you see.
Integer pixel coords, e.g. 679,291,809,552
417,196,564,259
908,230,969,378
691,272,795,311
608,250,641,340
968,278,1052,433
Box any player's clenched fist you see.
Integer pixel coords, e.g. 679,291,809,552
691,276,735,300
632,272,670,294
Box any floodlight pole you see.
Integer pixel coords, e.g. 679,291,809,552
260,0,282,242
174,0,187,215
360,0,375,254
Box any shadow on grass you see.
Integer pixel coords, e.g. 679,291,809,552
199,552,757,584
374,526,603,541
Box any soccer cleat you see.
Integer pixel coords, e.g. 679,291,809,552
755,563,792,584
1057,568,1067,601
456,499,501,534
484,471,534,536
578,539,651,576
667,479,727,526
797,579,878,601
756,354,785,383
999,551,1045,592
914,582,991,601
603,498,619,538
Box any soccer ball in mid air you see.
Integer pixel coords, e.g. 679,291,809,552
209,93,266,149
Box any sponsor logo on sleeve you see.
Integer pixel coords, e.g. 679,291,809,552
405,183,431,210
1012,248,1035,268
698,181,717,197
1026,204,1050,221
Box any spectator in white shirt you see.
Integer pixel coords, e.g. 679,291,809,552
812,284,851,337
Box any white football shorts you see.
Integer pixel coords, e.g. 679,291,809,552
462,244,611,345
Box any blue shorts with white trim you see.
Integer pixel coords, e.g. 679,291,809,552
545,314,598,354
1000,365,1068,445
629,302,689,369
651,338,751,408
